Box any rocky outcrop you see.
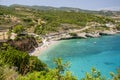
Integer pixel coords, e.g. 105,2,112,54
8,36,38,53
86,33,100,38
99,31,116,35
116,31,120,33
77,33,87,38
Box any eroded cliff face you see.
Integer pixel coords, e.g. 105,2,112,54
8,36,38,53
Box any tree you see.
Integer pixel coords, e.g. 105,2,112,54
17,58,77,80
54,58,70,74
7,27,12,40
0,65,18,80
0,44,47,75
81,67,106,80
110,69,120,80
13,25,25,35
54,58,71,80
0,56,18,80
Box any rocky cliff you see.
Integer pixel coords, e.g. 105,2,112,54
8,36,38,53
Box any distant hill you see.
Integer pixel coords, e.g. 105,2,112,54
100,7,120,11
0,4,118,35
10,4,120,16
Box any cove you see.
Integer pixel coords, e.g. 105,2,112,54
38,34,120,79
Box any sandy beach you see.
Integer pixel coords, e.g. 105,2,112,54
30,40,59,56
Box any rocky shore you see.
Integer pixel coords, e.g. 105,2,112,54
99,31,116,35
58,30,119,40
31,30,120,56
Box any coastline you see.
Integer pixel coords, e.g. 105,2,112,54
30,40,59,56
30,30,120,56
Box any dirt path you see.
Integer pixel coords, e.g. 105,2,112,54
69,26,91,33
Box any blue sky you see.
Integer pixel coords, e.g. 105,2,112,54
0,0,120,10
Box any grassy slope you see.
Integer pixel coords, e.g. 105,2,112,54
0,5,114,34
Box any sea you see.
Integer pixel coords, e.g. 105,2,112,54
38,34,120,79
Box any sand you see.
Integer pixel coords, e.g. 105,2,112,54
30,41,59,56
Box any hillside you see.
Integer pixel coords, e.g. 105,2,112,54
0,4,120,80
10,4,120,16
1,4,120,43
0,5,115,35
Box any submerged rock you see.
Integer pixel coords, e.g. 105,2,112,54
104,62,115,65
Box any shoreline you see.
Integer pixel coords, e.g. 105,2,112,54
30,40,59,56
30,31,120,56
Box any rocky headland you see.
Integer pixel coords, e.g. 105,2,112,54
8,36,38,53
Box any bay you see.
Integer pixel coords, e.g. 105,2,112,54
38,34,120,79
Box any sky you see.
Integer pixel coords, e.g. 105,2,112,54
0,0,120,10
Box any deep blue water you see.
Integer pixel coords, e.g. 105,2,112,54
38,34,120,79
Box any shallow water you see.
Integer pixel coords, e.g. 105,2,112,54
38,34,120,79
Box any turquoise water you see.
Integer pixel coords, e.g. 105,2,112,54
38,34,120,79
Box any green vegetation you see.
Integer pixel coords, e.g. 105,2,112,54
0,44,77,80
0,43,47,75
34,10,114,34
13,25,25,35
0,4,120,80
34,24,46,35
0,43,120,80
116,22,120,30
81,67,106,80
69,33,78,37
110,69,120,80
83,26,110,33
17,58,76,80
0,5,115,35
